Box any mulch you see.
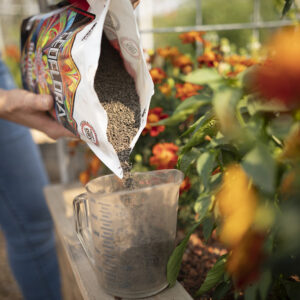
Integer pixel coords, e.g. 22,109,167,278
177,226,232,300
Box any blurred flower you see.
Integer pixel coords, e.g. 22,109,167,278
225,54,257,68
159,83,172,97
79,171,90,185
3,45,20,62
179,31,206,44
89,156,101,176
172,54,193,70
227,230,265,289
175,82,204,101
142,107,168,137
150,68,166,84
197,50,221,68
149,143,178,169
252,27,300,108
180,176,191,194
157,46,180,59
225,55,258,77
216,164,258,247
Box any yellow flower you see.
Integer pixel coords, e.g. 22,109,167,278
216,164,258,247
159,83,172,97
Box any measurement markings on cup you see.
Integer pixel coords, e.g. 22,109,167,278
98,201,117,281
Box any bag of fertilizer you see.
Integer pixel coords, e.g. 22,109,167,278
20,0,154,178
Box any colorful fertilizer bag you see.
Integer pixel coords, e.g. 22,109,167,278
21,0,154,178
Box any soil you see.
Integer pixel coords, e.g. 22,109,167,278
177,226,231,300
94,33,140,188
102,240,174,295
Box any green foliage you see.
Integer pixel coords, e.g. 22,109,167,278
242,144,277,194
196,151,216,189
132,14,300,298
196,256,227,296
167,222,201,287
282,0,295,17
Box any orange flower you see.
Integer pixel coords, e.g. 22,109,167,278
197,51,220,68
225,54,257,67
252,27,300,108
216,164,258,247
227,230,265,289
180,176,191,194
149,68,166,84
159,83,172,97
149,143,179,169
142,107,168,137
79,171,90,185
175,82,204,101
172,54,193,69
89,156,101,176
179,31,206,44
157,46,180,59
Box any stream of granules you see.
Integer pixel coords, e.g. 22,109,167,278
94,33,140,188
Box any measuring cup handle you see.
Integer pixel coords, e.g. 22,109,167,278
73,193,95,266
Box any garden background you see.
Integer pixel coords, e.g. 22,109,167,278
1,0,300,299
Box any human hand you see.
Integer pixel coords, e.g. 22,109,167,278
131,0,140,9
0,88,75,139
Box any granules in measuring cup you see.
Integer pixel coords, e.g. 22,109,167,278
94,33,140,188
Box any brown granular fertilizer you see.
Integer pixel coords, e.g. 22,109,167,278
94,33,140,188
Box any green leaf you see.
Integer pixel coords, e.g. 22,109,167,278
283,280,300,300
179,148,200,173
196,151,216,189
244,284,259,300
282,0,294,17
213,86,242,131
213,281,232,300
203,216,215,241
182,68,223,85
194,194,211,220
181,113,211,137
167,222,201,287
173,94,210,114
242,143,276,194
181,119,219,154
258,270,272,300
196,256,227,296
158,94,210,126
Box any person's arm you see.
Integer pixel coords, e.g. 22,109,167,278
0,88,74,139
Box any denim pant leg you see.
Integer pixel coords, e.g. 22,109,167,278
0,60,61,300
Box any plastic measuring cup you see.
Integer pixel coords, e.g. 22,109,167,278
73,169,184,298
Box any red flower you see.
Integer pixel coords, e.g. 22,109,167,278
150,68,167,84
180,177,191,194
252,27,300,108
175,82,204,101
149,143,179,169
197,51,221,68
142,107,168,137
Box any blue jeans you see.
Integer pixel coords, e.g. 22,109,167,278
0,60,61,299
